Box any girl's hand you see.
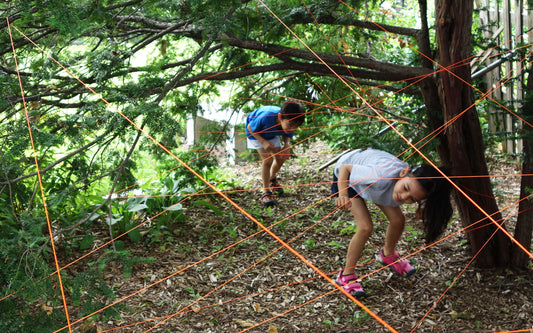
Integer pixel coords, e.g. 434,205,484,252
335,195,351,210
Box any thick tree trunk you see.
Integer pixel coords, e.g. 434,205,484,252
513,65,533,268
432,0,511,266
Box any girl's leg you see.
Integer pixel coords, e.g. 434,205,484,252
343,197,373,275
376,205,405,256
257,148,273,192
376,205,415,277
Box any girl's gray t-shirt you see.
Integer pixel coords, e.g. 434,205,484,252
334,149,408,207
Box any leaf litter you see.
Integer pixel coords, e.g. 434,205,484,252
65,142,532,332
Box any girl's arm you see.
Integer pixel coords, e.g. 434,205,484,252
335,164,353,210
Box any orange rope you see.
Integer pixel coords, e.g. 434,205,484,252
7,18,73,332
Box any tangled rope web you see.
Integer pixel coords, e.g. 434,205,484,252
4,1,533,332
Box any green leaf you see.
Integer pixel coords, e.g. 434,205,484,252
165,203,183,211
106,216,123,226
193,200,222,216
127,203,148,212
80,234,95,250
126,223,141,243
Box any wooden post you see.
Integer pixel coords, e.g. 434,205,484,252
514,0,524,154
502,0,516,153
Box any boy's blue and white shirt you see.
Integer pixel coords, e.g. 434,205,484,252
334,149,407,207
245,105,295,140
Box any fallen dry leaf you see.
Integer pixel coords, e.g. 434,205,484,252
267,325,278,333
232,318,257,328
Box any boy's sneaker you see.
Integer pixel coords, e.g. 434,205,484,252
378,249,415,277
261,191,276,207
336,270,365,298
270,178,284,195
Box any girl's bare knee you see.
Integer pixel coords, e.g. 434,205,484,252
356,223,373,238
389,216,405,227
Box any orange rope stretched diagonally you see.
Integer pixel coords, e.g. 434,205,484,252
138,123,397,332
411,201,533,332
7,18,73,332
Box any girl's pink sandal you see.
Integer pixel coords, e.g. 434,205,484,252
378,249,415,277
336,270,366,298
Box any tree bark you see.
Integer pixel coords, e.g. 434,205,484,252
417,0,450,162
434,0,511,266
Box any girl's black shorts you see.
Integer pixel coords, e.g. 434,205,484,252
331,172,357,198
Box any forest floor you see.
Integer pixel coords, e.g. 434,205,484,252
78,142,532,333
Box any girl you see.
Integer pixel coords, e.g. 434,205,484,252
331,148,453,298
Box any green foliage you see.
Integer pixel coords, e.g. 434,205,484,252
340,223,358,236
0,215,118,332
96,147,224,247
0,125,222,329
90,249,156,279
102,197,143,241
404,225,422,247
322,317,341,329
350,309,371,326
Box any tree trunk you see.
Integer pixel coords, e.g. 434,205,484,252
417,0,450,163
512,65,533,268
433,0,511,267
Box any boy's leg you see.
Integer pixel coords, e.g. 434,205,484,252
269,146,289,181
257,148,277,206
343,197,373,275
257,148,274,192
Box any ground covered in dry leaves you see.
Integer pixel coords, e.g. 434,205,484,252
87,144,532,332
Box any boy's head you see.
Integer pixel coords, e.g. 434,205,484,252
280,102,306,129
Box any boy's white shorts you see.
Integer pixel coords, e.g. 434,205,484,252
246,136,281,149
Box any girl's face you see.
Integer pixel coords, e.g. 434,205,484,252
393,176,427,204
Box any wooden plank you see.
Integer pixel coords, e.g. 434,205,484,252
514,0,524,153
502,0,515,153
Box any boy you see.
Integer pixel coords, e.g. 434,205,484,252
245,102,306,206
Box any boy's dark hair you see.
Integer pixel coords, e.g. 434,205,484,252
280,102,306,126
409,164,453,244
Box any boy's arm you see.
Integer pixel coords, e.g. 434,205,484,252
282,135,290,147
247,123,274,151
279,135,291,160
335,164,353,210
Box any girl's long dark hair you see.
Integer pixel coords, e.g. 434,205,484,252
410,164,453,243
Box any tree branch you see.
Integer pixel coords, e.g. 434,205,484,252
0,135,105,186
